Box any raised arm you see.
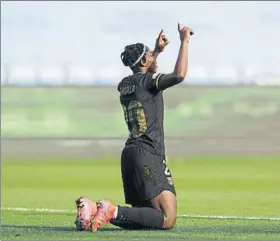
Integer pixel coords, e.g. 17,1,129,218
153,30,169,61
156,24,193,90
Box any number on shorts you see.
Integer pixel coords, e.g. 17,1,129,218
163,160,173,185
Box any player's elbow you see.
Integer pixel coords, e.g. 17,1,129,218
174,70,186,83
175,73,186,83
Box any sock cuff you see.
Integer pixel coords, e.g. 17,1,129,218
116,206,127,220
116,206,164,229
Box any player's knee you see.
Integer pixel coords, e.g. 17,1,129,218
150,190,177,229
162,209,177,230
162,214,176,229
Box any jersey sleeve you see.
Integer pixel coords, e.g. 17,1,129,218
143,72,165,92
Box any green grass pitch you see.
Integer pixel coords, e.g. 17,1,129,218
1,156,280,240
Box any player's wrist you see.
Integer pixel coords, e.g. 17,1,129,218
153,47,162,53
153,50,161,58
181,39,189,44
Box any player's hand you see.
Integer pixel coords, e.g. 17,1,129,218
154,29,169,53
178,23,194,43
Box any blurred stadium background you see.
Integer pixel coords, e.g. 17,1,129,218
1,1,280,158
2,85,280,158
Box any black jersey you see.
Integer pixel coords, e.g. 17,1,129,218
118,72,165,156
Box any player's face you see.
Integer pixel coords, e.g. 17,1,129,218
142,48,156,71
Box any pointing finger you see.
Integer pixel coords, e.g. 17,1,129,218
158,29,164,38
178,23,181,32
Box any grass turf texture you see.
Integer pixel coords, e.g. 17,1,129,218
1,156,280,240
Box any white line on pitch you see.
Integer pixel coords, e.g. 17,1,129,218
2,207,280,221
1,207,75,214
178,214,280,221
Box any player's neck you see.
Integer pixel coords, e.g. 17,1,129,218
133,68,147,74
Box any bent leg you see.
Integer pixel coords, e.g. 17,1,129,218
109,147,176,230
109,201,159,230
110,191,176,230
150,190,177,229
110,206,164,229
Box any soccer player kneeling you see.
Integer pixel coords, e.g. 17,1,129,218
75,23,194,232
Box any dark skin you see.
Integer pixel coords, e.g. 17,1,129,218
138,24,193,91
151,29,170,73
132,23,194,229
134,30,169,74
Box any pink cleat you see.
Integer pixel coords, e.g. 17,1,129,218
74,197,97,231
90,200,117,232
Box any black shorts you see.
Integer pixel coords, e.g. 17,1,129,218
121,145,176,207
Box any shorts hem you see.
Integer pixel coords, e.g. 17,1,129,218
145,186,176,201
124,186,176,207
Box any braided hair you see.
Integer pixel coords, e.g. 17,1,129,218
120,43,147,72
